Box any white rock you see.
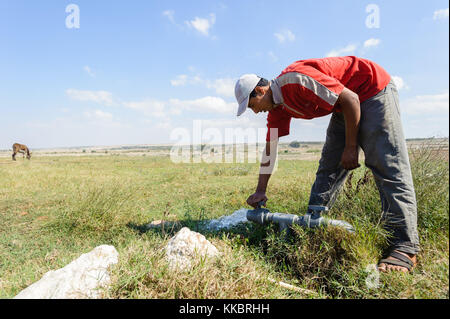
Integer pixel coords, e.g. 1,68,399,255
14,245,119,299
165,227,219,271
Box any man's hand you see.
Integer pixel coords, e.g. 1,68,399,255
246,192,268,208
341,145,360,170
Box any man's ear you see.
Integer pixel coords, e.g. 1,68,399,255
254,86,266,95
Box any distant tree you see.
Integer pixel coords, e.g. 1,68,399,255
289,141,301,148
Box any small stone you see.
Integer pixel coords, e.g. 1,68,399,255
165,227,219,271
146,220,179,229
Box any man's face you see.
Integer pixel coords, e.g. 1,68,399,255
248,85,275,114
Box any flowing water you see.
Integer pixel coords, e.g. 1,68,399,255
204,208,249,231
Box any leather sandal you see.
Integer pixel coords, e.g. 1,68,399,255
378,250,416,272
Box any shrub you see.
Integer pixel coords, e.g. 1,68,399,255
289,141,301,148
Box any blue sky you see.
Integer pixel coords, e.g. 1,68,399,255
0,0,448,148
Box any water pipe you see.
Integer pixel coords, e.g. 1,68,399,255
246,203,354,234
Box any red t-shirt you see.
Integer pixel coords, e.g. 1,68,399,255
266,56,391,141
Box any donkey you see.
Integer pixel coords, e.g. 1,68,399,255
12,143,31,161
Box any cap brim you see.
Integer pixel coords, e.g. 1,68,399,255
236,96,249,116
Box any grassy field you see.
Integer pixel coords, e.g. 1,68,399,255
0,142,448,299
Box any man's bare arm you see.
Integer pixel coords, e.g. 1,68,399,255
247,139,278,207
336,87,361,170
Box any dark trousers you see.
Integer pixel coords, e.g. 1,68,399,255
308,80,420,255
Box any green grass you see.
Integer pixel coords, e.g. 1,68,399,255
0,146,448,299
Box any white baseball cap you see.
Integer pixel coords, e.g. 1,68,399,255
235,74,260,116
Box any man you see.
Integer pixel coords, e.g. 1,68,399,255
234,56,419,273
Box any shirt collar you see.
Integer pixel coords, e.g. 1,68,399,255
270,79,284,105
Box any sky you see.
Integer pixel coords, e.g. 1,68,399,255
0,0,448,148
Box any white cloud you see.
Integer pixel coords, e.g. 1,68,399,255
156,121,172,129
124,96,236,118
170,74,188,86
170,74,203,87
123,99,167,118
162,10,175,24
363,38,381,49
185,14,216,36
326,44,358,57
191,75,203,84
169,96,236,113
170,74,235,97
433,8,449,20
84,109,113,121
268,51,278,62
83,66,95,77
391,75,409,91
401,92,449,115
66,89,115,106
205,78,235,97
274,29,296,43
143,117,173,130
